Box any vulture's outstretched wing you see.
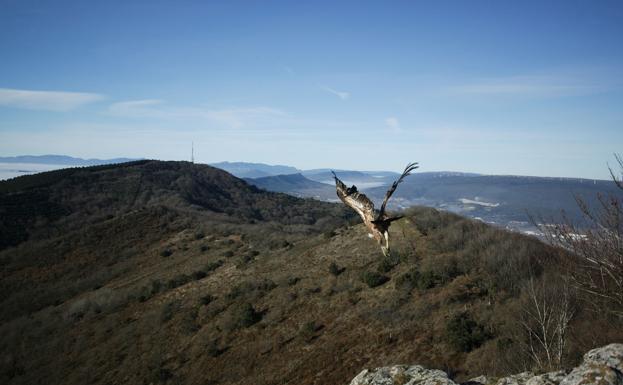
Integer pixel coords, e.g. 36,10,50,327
332,171,377,224
377,162,419,220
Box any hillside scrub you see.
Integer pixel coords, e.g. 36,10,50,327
1,161,622,385
361,271,390,288
538,154,623,318
445,312,490,352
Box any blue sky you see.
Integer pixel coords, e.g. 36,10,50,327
1,0,622,178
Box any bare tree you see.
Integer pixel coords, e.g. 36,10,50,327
518,276,575,371
539,154,623,318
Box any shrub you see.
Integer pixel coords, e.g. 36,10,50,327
160,249,173,258
236,254,254,268
180,307,199,335
416,270,438,290
234,303,262,328
299,321,318,342
361,271,389,288
377,257,398,273
434,220,472,253
167,274,191,289
397,262,462,291
397,269,437,290
153,368,173,383
445,312,489,352
192,270,207,280
226,279,277,300
150,279,162,295
206,339,225,357
204,259,223,272
160,301,176,323
199,294,214,306
409,207,445,235
199,244,209,252
135,280,163,303
329,262,345,276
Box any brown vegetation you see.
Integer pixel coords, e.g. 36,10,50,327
0,161,622,385
537,155,623,318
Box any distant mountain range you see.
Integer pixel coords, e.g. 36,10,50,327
209,161,299,178
0,155,140,166
211,161,402,184
0,155,143,181
3,157,620,234
362,173,621,232
244,173,336,200
216,161,622,234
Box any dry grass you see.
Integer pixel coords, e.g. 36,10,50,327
1,162,622,385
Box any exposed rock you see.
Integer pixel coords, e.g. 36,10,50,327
464,375,489,385
560,344,623,385
583,344,623,372
349,365,458,385
496,372,534,385
348,344,623,385
525,371,567,385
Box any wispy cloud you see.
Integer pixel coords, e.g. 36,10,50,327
322,86,350,100
108,99,165,116
0,88,104,111
385,117,402,133
446,75,606,97
108,99,286,129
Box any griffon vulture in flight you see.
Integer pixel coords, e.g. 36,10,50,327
332,162,418,256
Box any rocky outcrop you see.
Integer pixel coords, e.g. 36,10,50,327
560,344,623,385
349,344,623,385
526,371,567,385
349,365,456,385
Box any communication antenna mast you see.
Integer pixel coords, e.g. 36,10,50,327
191,141,194,164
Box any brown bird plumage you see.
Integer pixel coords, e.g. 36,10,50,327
332,162,418,256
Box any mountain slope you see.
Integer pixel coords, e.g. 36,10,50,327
0,160,350,251
364,173,623,224
1,161,621,385
248,169,623,232
303,170,390,187
245,173,336,200
211,161,299,178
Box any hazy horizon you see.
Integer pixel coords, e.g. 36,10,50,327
1,1,623,179
0,154,620,182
